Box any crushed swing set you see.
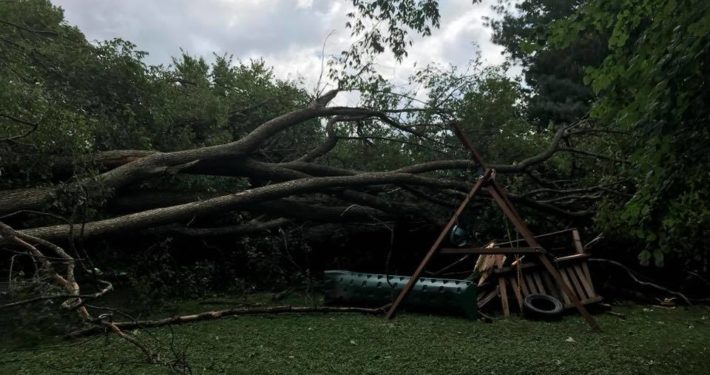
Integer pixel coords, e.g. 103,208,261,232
325,122,602,331
382,122,602,331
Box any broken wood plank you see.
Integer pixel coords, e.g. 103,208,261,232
557,269,574,306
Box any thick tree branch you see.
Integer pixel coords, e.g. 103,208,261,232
296,116,340,162
558,148,623,162
152,218,291,237
0,93,358,212
110,194,389,223
10,172,457,242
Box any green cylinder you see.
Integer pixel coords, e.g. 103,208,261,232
324,270,477,319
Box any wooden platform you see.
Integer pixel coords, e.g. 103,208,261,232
477,254,602,316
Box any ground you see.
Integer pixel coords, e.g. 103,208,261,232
1,301,708,375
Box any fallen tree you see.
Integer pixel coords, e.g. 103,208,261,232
1,4,623,335
1,90,617,245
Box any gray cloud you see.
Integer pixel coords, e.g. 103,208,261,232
54,0,510,98
57,0,336,63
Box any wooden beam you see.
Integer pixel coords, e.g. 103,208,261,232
494,228,579,247
385,169,492,320
439,247,545,255
572,229,585,254
450,122,486,167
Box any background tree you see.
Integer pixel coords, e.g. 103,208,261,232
550,0,710,268
489,0,608,128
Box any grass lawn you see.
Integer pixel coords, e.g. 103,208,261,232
1,301,708,374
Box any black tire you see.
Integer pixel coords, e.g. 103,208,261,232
523,294,564,320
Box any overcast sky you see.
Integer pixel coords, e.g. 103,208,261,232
54,0,510,99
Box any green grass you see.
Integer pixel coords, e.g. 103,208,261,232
1,302,709,374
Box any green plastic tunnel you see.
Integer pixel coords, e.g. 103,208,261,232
324,270,477,319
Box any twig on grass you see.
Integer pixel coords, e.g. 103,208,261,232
66,305,387,338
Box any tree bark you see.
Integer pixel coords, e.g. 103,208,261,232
11,172,457,242
0,120,573,214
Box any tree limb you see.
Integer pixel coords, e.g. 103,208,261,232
9,171,458,242
589,258,692,305
66,305,386,338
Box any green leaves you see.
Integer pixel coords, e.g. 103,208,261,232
0,0,320,192
493,0,605,127
551,0,710,267
332,1,444,87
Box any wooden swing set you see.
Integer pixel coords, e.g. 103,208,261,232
384,123,602,332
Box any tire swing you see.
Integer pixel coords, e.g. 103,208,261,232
523,294,563,320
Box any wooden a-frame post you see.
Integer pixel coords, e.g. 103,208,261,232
384,123,601,332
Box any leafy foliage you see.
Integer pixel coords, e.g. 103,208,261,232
0,1,321,195
341,0,708,267
550,0,710,266
331,0,448,88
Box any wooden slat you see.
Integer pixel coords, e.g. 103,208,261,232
581,262,595,292
572,229,585,254
558,270,574,306
509,276,524,311
533,273,547,295
541,271,561,300
519,274,531,296
526,274,539,294
574,264,595,298
563,267,584,299
499,278,510,317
